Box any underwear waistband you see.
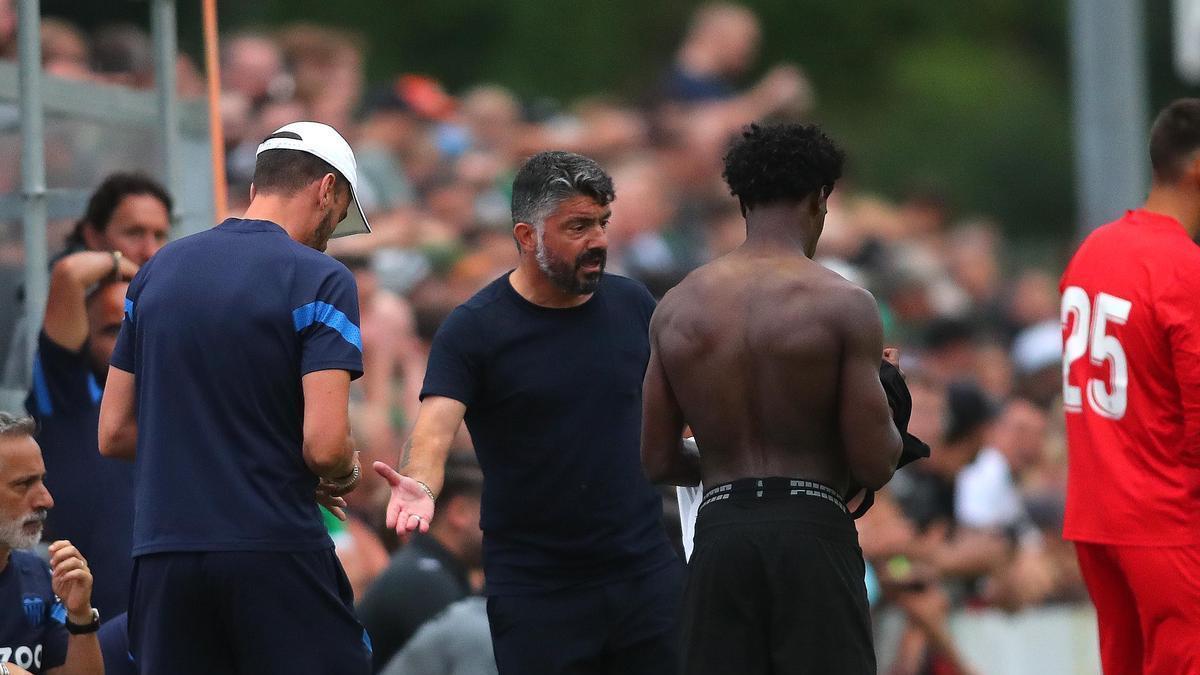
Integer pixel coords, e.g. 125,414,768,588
699,477,848,515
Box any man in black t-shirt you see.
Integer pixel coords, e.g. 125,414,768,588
376,151,683,674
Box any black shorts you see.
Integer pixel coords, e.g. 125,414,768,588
128,549,372,675
680,478,875,675
487,559,684,675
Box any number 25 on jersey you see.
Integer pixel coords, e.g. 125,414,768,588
1062,287,1133,420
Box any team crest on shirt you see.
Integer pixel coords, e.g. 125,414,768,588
22,596,44,628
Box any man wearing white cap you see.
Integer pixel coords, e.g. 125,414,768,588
98,122,373,674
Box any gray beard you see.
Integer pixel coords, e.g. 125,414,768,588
0,512,44,550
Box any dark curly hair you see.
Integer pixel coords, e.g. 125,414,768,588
66,172,172,249
722,123,845,214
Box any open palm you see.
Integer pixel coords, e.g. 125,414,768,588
374,462,436,542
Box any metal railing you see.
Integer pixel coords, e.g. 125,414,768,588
0,0,212,412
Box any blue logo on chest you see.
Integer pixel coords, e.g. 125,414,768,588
22,596,45,628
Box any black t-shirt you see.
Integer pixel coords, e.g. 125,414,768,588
26,331,134,621
421,273,676,595
0,551,68,674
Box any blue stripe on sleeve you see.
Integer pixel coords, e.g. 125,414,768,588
292,301,363,352
32,353,52,416
124,298,134,321
88,372,103,404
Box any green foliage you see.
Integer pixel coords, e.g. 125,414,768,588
827,38,1073,235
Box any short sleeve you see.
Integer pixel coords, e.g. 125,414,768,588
27,331,101,419
419,305,482,407
293,263,364,380
1159,260,1200,466
39,572,69,670
109,264,148,374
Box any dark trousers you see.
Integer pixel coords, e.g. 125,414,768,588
680,495,876,675
487,560,684,675
128,549,372,675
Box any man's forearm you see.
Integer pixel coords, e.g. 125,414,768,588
98,420,137,460
646,437,701,487
60,634,103,675
931,530,1008,578
399,435,452,496
312,435,357,481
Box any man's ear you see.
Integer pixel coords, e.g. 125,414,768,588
513,221,538,254
249,182,258,202
814,186,830,217
318,173,338,206
1187,155,1200,191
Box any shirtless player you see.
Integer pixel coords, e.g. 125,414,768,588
642,123,903,674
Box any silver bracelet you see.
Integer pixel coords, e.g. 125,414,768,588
326,461,360,492
415,479,437,502
2,660,11,675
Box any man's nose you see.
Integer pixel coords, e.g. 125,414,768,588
587,225,608,250
32,482,53,510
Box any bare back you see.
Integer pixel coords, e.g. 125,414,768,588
652,249,896,495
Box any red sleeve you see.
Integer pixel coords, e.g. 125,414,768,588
1160,260,1200,467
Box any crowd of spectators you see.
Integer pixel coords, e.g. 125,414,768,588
2,2,1090,673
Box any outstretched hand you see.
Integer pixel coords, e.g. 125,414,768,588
374,461,435,543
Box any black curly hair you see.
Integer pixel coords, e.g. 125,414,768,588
721,123,845,214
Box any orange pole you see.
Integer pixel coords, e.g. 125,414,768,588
202,0,227,218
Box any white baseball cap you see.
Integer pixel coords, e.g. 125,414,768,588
255,121,371,238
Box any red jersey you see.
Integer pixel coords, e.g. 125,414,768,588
1060,209,1200,545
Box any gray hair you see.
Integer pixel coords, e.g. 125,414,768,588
511,151,615,233
0,412,35,439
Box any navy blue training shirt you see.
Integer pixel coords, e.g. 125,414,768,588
110,218,363,556
421,272,676,595
26,331,134,621
0,551,68,674
98,613,135,675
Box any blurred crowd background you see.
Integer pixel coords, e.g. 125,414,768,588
1,0,1193,673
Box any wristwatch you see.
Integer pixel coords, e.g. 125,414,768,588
65,607,100,634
